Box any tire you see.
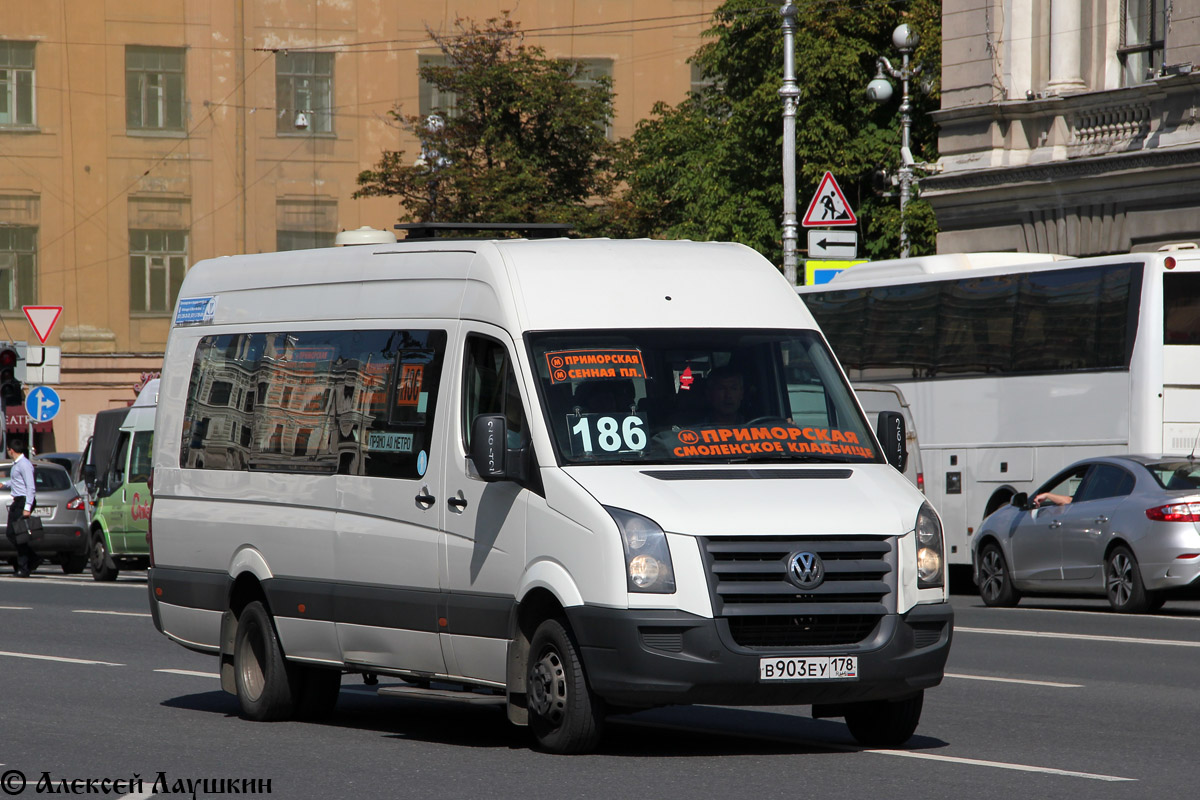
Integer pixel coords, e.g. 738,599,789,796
526,617,604,754
294,666,341,721
61,554,87,574
977,543,1020,607
234,600,298,721
89,532,119,582
1106,545,1152,613
844,691,924,748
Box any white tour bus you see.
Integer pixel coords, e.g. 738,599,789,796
148,236,952,753
797,249,1200,572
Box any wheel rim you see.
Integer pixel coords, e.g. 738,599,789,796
528,646,567,726
1107,552,1134,607
238,623,267,702
979,548,1006,603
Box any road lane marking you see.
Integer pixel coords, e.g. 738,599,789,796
0,650,123,666
73,609,152,618
958,625,1200,648
868,749,1134,781
155,668,219,678
0,605,31,610
118,792,157,800
945,672,1082,688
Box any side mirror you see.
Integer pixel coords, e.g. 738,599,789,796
470,414,507,481
1011,492,1029,510
876,411,908,473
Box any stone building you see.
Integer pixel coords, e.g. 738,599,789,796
0,0,716,451
928,0,1200,256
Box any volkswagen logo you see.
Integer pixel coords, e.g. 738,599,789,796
787,551,825,590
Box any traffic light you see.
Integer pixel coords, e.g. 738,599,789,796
0,344,23,407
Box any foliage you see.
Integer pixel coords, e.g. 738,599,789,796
354,15,616,231
606,0,942,264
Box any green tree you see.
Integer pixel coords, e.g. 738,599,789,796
606,0,941,265
354,15,616,230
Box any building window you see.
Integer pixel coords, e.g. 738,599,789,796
570,58,613,138
0,41,35,127
417,55,458,118
0,226,36,310
126,46,185,131
1120,0,1166,85
276,52,333,134
130,229,188,314
276,230,336,251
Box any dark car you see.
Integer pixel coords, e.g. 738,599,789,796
0,461,91,574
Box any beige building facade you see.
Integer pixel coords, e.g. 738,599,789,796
927,0,1200,256
0,0,717,452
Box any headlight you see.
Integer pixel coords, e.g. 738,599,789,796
606,506,676,593
915,502,944,589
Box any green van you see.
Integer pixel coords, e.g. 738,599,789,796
88,379,156,581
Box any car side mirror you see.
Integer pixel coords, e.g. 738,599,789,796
470,414,508,481
1011,492,1029,510
876,411,908,473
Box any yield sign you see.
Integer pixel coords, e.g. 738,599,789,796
23,305,63,344
802,171,857,227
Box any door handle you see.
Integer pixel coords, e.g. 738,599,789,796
448,495,468,511
415,488,436,509
1095,515,1109,525
1048,520,1062,529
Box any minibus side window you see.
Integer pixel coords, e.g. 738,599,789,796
463,335,528,452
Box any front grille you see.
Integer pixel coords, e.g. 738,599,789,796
701,536,895,649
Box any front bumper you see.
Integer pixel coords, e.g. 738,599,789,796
566,602,953,708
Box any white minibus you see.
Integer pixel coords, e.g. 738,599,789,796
148,236,952,753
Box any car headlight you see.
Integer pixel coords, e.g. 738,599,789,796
606,506,676,594
916,502,944,589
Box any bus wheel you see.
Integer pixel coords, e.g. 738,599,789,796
527,617,604,754
1106,546,1152,613
89,533,118,582
234,601,297,721
977,543,1020,607
844,691,924,747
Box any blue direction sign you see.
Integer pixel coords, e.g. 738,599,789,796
25,385,61,423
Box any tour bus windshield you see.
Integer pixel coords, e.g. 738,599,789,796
528,329,880,466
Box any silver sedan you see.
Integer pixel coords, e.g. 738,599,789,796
972,455,1200,613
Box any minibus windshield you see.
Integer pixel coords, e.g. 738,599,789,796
528,329,881,466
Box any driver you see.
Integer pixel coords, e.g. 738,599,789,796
703,367,745,425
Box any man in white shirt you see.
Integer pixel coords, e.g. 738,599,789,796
6,437,38,577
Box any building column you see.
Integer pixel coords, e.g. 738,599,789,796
1046,0,1086,93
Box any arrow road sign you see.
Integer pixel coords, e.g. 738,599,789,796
25,385,61,424
807,230,859,259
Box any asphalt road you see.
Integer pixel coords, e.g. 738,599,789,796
1,571,1196,799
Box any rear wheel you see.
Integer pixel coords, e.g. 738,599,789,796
844,691,924,748
61,554,87,574
977,543,1020,607
89,532,118,582
1106,545,1151,613
234,600,297,721
527,617,604,754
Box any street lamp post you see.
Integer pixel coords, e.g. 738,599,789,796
867,23,924,259
780,1,800,285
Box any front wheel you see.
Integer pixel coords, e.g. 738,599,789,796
844,691,924,748
977,543,1020,607
1106,545,1152,613
234,600,298,721
89,532,118,582
527,618,604,754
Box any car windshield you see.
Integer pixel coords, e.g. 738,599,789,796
0,464,73,492
527,328,880,466
1145,461,1200,491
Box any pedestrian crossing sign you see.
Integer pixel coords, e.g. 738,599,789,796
802,171,857,227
